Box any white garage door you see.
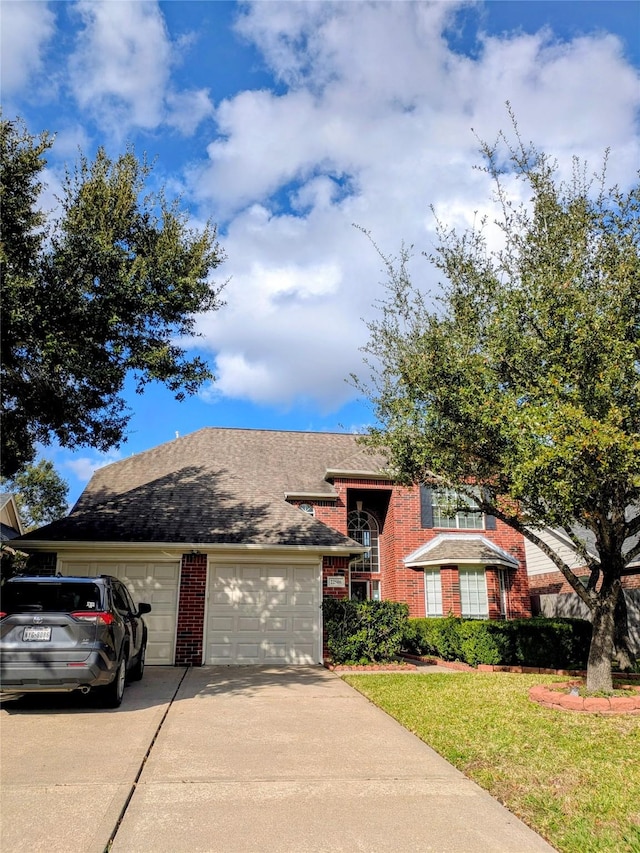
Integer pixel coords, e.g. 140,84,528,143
58,559,180,665
206,564,320,664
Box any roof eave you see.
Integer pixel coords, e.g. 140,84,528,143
283,492,338,501
324,469,393,482
16,539,368,556
405,556,519,570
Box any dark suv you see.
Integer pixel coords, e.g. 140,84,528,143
0,575,151,707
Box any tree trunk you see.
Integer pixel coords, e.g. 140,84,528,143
614,591,635,671
586,592,617,693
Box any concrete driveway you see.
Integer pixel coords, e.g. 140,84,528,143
0,667,185,853
1,666,555,853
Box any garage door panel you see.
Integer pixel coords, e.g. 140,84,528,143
206,563,319,665
295,567,315,582
59,559,179,665
292,591,314,605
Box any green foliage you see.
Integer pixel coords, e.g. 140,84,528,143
357,113,640,691
0,116,226,478
457,620,510,667
323,597,409,664
403,616,591,669
503,617,592,670
2,459,68,530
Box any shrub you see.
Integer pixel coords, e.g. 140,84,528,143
323,598,409,664
457,621,511,667
402,616,462,660
428,615,463,661
502,617,591,669
402,615,591,669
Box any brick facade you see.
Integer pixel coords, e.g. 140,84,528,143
174,479,533,666
310,478,530,620
175,552,207,665
529,569,640,596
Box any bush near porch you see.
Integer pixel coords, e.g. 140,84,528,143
403,615,592,670
322,598,408,664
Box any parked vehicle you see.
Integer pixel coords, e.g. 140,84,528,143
0,575,151,707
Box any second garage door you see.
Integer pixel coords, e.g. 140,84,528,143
58,558,180,665
205,563,320,664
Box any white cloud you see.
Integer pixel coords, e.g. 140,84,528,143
166,88,215,135
62,451,122,486
0,0,56,94
187,1,639,411
67,0,213,138
5,1,638,424
68,0,172,132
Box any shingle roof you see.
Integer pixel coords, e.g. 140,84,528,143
403,534,519,569
1,522,21,541
20,429,387,548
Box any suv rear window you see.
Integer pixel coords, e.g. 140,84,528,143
2,582,103,613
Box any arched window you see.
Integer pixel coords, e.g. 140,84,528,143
347,510,380,573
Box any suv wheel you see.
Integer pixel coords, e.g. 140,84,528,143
130,638,146,682
101,654,127,708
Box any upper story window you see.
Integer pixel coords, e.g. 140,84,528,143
347,510,380,573
420,486,495,530
298,503,315,516
433,489,484,529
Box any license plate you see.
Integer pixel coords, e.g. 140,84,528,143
23,626,52,642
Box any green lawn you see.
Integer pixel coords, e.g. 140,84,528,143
343,672,640,853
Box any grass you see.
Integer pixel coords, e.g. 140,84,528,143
342,672,640,853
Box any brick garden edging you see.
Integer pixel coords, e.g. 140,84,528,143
324,661,418,672
529,682,640,714
403,653,640,680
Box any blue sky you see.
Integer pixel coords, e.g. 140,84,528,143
2,0,639,508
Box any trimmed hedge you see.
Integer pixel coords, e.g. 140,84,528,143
403,616,591,669
323,598,409,664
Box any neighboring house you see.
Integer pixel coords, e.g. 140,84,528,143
15,428,532,667
0,492,24,543
526,525,640,654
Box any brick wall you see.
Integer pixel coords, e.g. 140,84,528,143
316,479,532,620
175,553,207,665
529,569,640,596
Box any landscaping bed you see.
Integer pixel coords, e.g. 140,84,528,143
529,681,640,714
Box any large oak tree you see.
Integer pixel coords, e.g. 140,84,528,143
1,117,225,478
357,123,640,692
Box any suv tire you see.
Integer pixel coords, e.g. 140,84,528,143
130,637,146,682
101,654,127,708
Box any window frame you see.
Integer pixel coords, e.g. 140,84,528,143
423,569,443,617
347,510,380,573
459,567,489,619
431,488,485,530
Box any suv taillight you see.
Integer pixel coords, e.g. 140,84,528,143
71,611,115,625
0,612,6,619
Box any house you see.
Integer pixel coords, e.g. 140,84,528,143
15,428,532,666
0,492,24,544
526,525,640,653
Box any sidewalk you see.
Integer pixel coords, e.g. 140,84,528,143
111,666,556,853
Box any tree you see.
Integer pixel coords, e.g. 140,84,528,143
1,117,225,479
2,459,69,530
356,122,640,693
